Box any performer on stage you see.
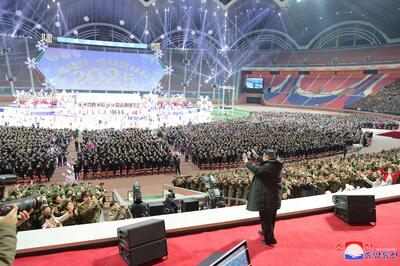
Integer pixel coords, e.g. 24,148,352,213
242,149,283,246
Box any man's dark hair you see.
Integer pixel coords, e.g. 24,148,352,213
263,149,277,160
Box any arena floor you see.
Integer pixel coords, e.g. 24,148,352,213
46,104,400,198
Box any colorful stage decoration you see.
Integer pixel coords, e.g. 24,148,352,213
35,40,48,52
25,57,38,70
152,82,164,94
197,95,214,112
154,49,164,59
164,65,174,76
1,92,213,130
42,79,56,92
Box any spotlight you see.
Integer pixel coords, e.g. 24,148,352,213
73,30,78,35
191,30,195,36
83,16,90,22
144,30,150,35
129,34,135,39
208,30,213,35
177,26,182,31
160,34,165,39
119,20,125,26
55,21,61,28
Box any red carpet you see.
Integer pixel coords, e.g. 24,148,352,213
15,201,400,266
378,131,400,139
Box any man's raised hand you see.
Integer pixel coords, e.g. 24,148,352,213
251,149,259,159
242,153,249,163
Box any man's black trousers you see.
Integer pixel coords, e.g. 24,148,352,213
259,208,277,243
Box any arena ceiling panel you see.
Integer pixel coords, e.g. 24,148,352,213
0,0,399,49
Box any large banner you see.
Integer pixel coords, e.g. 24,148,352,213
37,48,165,92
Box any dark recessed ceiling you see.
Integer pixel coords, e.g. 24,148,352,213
0,0,399,47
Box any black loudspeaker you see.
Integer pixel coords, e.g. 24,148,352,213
118,219,166,248
148,201,165,216
332,195,375,210
180,198,199,212
0,174,17,185
332,195,376,224
334,208,376,224
119,239,167,266
118,219,167,265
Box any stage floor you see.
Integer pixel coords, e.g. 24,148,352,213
16,184,400,255
15,201,400,266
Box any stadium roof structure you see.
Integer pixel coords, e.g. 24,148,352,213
1,0,400,51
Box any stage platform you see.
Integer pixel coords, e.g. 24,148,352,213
16,184,400,255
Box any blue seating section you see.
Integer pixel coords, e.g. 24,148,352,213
302,95,338,106
344,96,364,107
286,93,310,105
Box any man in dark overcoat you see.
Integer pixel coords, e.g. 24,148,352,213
243,149,283,246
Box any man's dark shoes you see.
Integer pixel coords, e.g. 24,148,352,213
261,239,277,246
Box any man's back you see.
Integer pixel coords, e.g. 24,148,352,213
130,201,149,218
246,159,283,211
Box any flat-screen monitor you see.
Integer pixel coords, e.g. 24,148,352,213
245,78,264,89
210,240,251,266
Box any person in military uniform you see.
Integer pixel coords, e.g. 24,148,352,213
0,126,72,182
42,213,62,229
80,128,174,179
58,201,79,226
171,148,400,203
77,191,101,224
0,206,31,265
106,201,131,221
50,193,64,217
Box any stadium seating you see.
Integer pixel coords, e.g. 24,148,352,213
263,72,400,109
270,44,400,66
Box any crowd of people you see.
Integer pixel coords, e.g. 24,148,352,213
2,182,106,230
0,126,71,181
164,112,399,168
74,128,179,179
347,80,400,115
172,148,400,200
